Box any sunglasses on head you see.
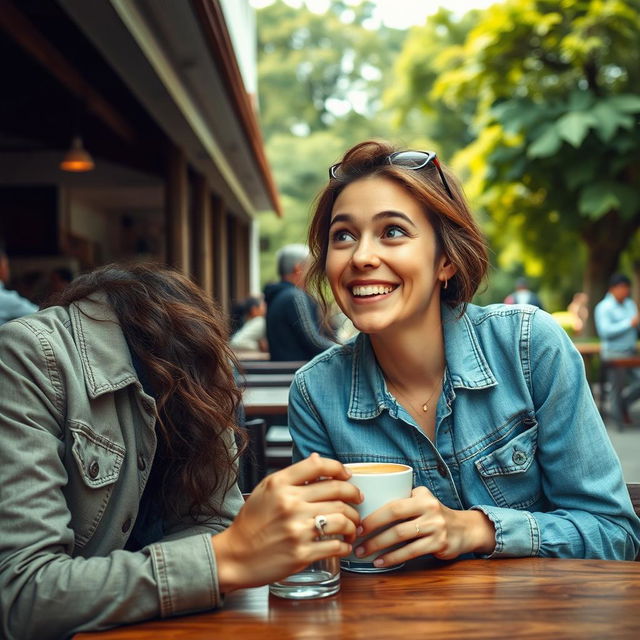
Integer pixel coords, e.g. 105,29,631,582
329,150,454,200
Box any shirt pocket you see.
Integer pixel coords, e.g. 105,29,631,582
474,424,542,509
70,421,125,488
68,421,126,549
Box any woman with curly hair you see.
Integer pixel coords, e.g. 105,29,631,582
0,263,360,639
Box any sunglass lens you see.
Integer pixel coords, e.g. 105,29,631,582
329,163,342,179
390,151,433,169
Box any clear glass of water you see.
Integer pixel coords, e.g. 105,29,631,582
269,555,340,599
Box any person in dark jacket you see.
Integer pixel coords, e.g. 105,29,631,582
265,244,334,361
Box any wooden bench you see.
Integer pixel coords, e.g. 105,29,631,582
240,373,295,388
238,360,306,375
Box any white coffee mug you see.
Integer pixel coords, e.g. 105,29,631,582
342,462,413,573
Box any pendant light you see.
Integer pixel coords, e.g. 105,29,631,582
60,136,95,172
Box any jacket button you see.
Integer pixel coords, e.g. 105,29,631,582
122,518,132,533
436,462,448,478
88,460,100,479
512,450,527,465
137,453,146,471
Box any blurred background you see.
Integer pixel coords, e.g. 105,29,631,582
0,0,639,335
251,0,640,337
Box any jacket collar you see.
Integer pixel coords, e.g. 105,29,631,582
347,305,498,420
69,293,139,399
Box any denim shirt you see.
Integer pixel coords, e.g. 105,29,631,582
289,303,640,560
594,292,639,358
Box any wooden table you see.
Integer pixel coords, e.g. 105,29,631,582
573,341,601,357
74,557,640,639
242,373,295,388
239,360,306,374
243,385,289,417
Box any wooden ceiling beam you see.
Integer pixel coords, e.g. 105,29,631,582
0,0,137,144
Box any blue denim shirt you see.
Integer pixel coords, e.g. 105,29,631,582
594,292,639,358
289,303,640,560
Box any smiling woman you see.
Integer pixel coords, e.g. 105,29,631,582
287,139,640,569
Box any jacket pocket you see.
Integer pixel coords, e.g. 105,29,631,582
69,421,125,489
475,423,542,509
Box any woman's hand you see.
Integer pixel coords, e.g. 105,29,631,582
354,486,496,568
212,453,362,592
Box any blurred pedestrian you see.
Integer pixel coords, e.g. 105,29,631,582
504,277,544,309
594,273,640,425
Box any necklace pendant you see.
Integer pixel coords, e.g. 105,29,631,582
422,403,428,412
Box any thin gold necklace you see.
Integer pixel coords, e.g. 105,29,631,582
387,378,442,414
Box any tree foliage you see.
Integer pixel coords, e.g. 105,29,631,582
389,0,640,316
255,0,405,284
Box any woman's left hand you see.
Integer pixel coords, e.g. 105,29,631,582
354,486,496,568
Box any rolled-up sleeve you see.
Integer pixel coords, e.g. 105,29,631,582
476,312,640,560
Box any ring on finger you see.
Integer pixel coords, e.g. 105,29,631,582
314,514,328,538
415,521,422,537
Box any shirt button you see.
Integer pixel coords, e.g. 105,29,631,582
436,462,448,478
512,450,527,465
137,453,146,471
122,518,132,533
88,460,100,479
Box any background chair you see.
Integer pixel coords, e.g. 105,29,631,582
237,418,267,493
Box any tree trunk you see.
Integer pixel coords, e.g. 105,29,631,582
632,259,640,304
581,209,640,337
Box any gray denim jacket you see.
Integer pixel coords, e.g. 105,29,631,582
0,296,243,640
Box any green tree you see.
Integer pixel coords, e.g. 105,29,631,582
255,0,405,283
256,0,403,139
384,8,482,161
390,0,640,325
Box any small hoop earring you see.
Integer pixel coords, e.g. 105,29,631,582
443,278,448,290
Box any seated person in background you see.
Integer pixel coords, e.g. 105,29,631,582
0,241,38,324
265,243,334,361
0,263,361,640
230,295,268,353
289,140,640,565
504,276,544,310
594,273,640,425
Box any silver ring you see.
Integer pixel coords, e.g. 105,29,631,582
314,514,328,537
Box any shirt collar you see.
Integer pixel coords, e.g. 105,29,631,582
69,293,140,399
347,305,498,420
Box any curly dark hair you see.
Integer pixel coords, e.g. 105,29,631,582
307,140,489,315
43,263,245,521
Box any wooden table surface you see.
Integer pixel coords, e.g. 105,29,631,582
243,385,289,416
573,341,601,356
74,557,640,639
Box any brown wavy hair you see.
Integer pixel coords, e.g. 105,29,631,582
307,140,489,315
43,263,245,521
